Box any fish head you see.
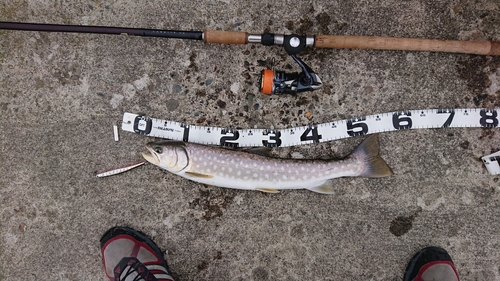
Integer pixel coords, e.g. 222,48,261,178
142,141,189,172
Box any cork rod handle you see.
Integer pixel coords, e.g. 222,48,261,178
314,35,500,56
203,30,248,44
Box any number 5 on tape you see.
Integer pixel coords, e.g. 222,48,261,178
482,151,500,175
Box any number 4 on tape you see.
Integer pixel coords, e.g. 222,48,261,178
482,151,500,175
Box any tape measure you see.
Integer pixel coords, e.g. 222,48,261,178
122,108,500,174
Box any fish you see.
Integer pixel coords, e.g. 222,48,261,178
141,134,393,194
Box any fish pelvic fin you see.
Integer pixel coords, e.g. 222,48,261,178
307,180,336,194
255,188,280,193
185,171,214,178
352,134,393,178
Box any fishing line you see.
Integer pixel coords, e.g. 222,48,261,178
122,108,500,175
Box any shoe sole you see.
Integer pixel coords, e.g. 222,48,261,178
403,246,452,281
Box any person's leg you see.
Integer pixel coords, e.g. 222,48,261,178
100,226,175,281
403,246,460,281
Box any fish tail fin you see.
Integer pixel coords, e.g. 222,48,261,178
351,134,393,178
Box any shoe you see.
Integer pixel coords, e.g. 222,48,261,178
100,226,174,281
403,246,460,281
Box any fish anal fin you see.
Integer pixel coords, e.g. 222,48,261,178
185,171,214,178
255,188,280,193
308,180,336,194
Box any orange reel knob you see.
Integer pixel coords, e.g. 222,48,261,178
260,69,274,95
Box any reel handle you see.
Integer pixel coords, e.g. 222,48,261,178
314,35,500,56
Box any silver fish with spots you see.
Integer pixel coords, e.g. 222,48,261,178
141,134,392,194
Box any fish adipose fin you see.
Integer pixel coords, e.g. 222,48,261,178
352,134,393,178
308,180,336,194
255,188,280,193
185,171,214,178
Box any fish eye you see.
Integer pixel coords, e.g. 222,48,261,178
153,147,163,154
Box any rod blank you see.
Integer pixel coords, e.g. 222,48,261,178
1,21,499,55
0,22,203,40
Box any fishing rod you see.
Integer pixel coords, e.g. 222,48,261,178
1,21,499,95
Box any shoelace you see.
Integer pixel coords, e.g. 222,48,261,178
115,257,174,281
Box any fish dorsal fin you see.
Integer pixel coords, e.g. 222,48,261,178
242,147,273,157
307,180,335,194
185,171,213,178
255,188,280,193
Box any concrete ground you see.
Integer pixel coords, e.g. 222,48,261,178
1,1,499,280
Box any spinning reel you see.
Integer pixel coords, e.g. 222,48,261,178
257,33,323,95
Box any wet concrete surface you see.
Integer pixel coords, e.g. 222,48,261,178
1,1,500,280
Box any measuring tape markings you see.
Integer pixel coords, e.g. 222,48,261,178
122,108,500,174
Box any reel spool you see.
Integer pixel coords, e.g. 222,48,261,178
259,55,323,95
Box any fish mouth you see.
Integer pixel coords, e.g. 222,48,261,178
142,147,160,165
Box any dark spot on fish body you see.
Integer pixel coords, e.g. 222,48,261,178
389,215,415,236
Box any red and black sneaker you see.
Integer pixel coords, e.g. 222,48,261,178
100,226,174,281
403,246,460,281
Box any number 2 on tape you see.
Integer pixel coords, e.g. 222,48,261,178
220,129,239,147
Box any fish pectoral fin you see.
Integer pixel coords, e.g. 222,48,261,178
307,180,335,194
184,171,214,178
255,188,280,193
